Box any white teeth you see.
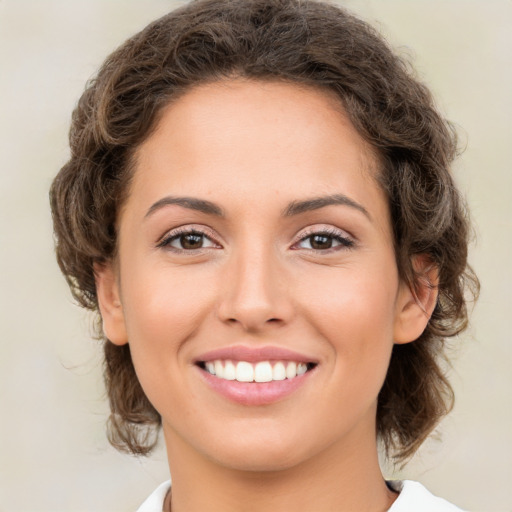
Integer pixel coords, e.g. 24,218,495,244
285,361,297,379
297,363,307,375
223,360,236,380
254,361,273,382
236,361,254,382
203,359,312,382
272,362,286,381
214,360,224,379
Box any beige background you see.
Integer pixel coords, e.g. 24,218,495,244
0,1,510,510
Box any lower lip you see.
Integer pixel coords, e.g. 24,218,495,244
197,366,315,406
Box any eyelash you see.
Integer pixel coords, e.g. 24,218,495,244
294,227,355,252
157,226,355,254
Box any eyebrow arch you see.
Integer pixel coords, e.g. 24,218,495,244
282,194,371,219
145,193,370,220
145,196,225,219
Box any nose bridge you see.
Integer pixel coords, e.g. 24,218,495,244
217,233,292,331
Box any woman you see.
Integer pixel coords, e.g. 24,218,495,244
50,0,478,510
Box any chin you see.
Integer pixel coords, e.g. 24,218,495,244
216,449,308,473
203,429,315,473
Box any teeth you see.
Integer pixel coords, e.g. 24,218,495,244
223,360,236,380
214,360,224,379
204,360,312,382
285,361,297,379
236,361,254,382
254,362,273,382
272,362,286,381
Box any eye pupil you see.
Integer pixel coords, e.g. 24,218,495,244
310,234,332,250
181,233,203,249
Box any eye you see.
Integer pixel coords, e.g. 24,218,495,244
294,228,354,252
157,227,220,252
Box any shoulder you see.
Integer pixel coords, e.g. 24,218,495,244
387,480,465,512
136,480,171,512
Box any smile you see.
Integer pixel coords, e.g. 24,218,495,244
198,360,316,382
194,346,319,405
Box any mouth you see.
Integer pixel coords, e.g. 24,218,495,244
193,346,319,406
197,359,317,383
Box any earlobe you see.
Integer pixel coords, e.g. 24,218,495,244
94,261,128,346
393,256,439,345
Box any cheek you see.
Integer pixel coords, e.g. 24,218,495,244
299,266,398,385
119,262,217,373
302,262,398,333
117,264,222,423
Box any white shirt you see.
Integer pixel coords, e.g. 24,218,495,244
387,480,465,511
136,479,465,512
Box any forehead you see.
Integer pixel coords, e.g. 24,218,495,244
127,79,387,228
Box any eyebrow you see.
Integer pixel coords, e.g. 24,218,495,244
145,196,225,218
145,193,370,220
282,193,370,219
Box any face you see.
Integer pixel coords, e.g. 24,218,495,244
97,79,429,473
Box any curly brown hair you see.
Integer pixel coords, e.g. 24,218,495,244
50,0,478,463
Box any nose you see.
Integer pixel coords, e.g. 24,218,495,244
216,241,295,333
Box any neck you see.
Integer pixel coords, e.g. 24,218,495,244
163,423,397,512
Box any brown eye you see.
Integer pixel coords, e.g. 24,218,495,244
179,233,204,250
295,230,354,252
159,229,219,252
309,234,334,250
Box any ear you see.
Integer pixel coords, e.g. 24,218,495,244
94,261,128,346
393,255,439,345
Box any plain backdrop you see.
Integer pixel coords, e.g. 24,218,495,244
0,1,511,511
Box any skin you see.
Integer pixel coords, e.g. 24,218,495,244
96,79,437,512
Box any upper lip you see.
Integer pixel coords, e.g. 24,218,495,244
194,345,319,364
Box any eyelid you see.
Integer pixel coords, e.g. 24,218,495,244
293,225,354,243
156,224,222,250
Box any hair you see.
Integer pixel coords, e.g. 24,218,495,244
50,0,478,463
